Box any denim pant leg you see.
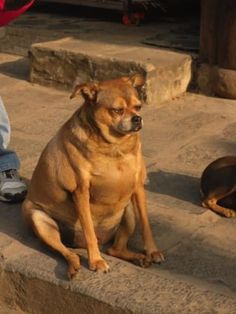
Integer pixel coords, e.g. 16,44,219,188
0,96,20,171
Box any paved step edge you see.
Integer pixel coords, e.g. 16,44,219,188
29,43,192,106
1,252,236,314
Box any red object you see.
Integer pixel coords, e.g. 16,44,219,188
122,15,131,25
122,12,145,25
0,1,4,11
0,0,34,26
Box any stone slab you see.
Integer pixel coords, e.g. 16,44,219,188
198,63,236,99
0,10,193,106
29,37,192,106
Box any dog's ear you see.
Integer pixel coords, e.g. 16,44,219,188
122,74,145,88
70,83,98,102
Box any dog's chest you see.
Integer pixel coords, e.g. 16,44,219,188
90,155,138,203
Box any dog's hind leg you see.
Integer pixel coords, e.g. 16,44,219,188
202,194,236,218
202,184,236,218
107,206,146,265
23,207,81,279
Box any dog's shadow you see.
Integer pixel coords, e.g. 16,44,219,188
146,170,201,206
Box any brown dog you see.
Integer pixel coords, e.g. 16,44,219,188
200,156,236,218
22,74,164,278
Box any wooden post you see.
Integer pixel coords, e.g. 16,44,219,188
199,0,236,98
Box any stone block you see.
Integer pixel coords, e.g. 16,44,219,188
29,38,192,106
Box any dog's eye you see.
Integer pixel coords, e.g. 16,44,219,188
134,105,142,111
112,108,124,115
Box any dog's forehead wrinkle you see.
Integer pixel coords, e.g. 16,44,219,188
97,88,139,108
97,93,123,108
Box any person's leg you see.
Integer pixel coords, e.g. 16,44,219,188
0,96,21,170
0,96,27,202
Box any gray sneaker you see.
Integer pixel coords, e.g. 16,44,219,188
0,169,27,203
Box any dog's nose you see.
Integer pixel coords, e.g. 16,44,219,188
131,115,142,125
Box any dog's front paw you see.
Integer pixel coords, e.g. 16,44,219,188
67,253,81,279
89,258,110,273
142,251,165,267
224,209,236,218
150,250,165,263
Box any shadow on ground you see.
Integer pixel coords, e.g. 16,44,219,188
146,170,201,206
0,57,29,80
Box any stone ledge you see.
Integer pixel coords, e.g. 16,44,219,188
29,37,192,106
197,64,236,99
1,246,236,314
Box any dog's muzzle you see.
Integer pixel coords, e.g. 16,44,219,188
131,115,142,131
116,115,143,133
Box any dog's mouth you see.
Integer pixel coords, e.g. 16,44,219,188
131,124,142,132
115,121,142,134
114,115,143,134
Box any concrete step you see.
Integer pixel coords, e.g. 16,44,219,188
29,37,192,106
1,201,236,314
0,10,194,106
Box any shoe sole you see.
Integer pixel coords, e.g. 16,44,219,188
0,190,27,203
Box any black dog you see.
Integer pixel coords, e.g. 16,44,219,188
200,156,236,217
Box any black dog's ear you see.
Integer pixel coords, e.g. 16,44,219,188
122,74,145,88
70,83,99,102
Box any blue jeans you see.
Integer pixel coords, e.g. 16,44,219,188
0,96,20,172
